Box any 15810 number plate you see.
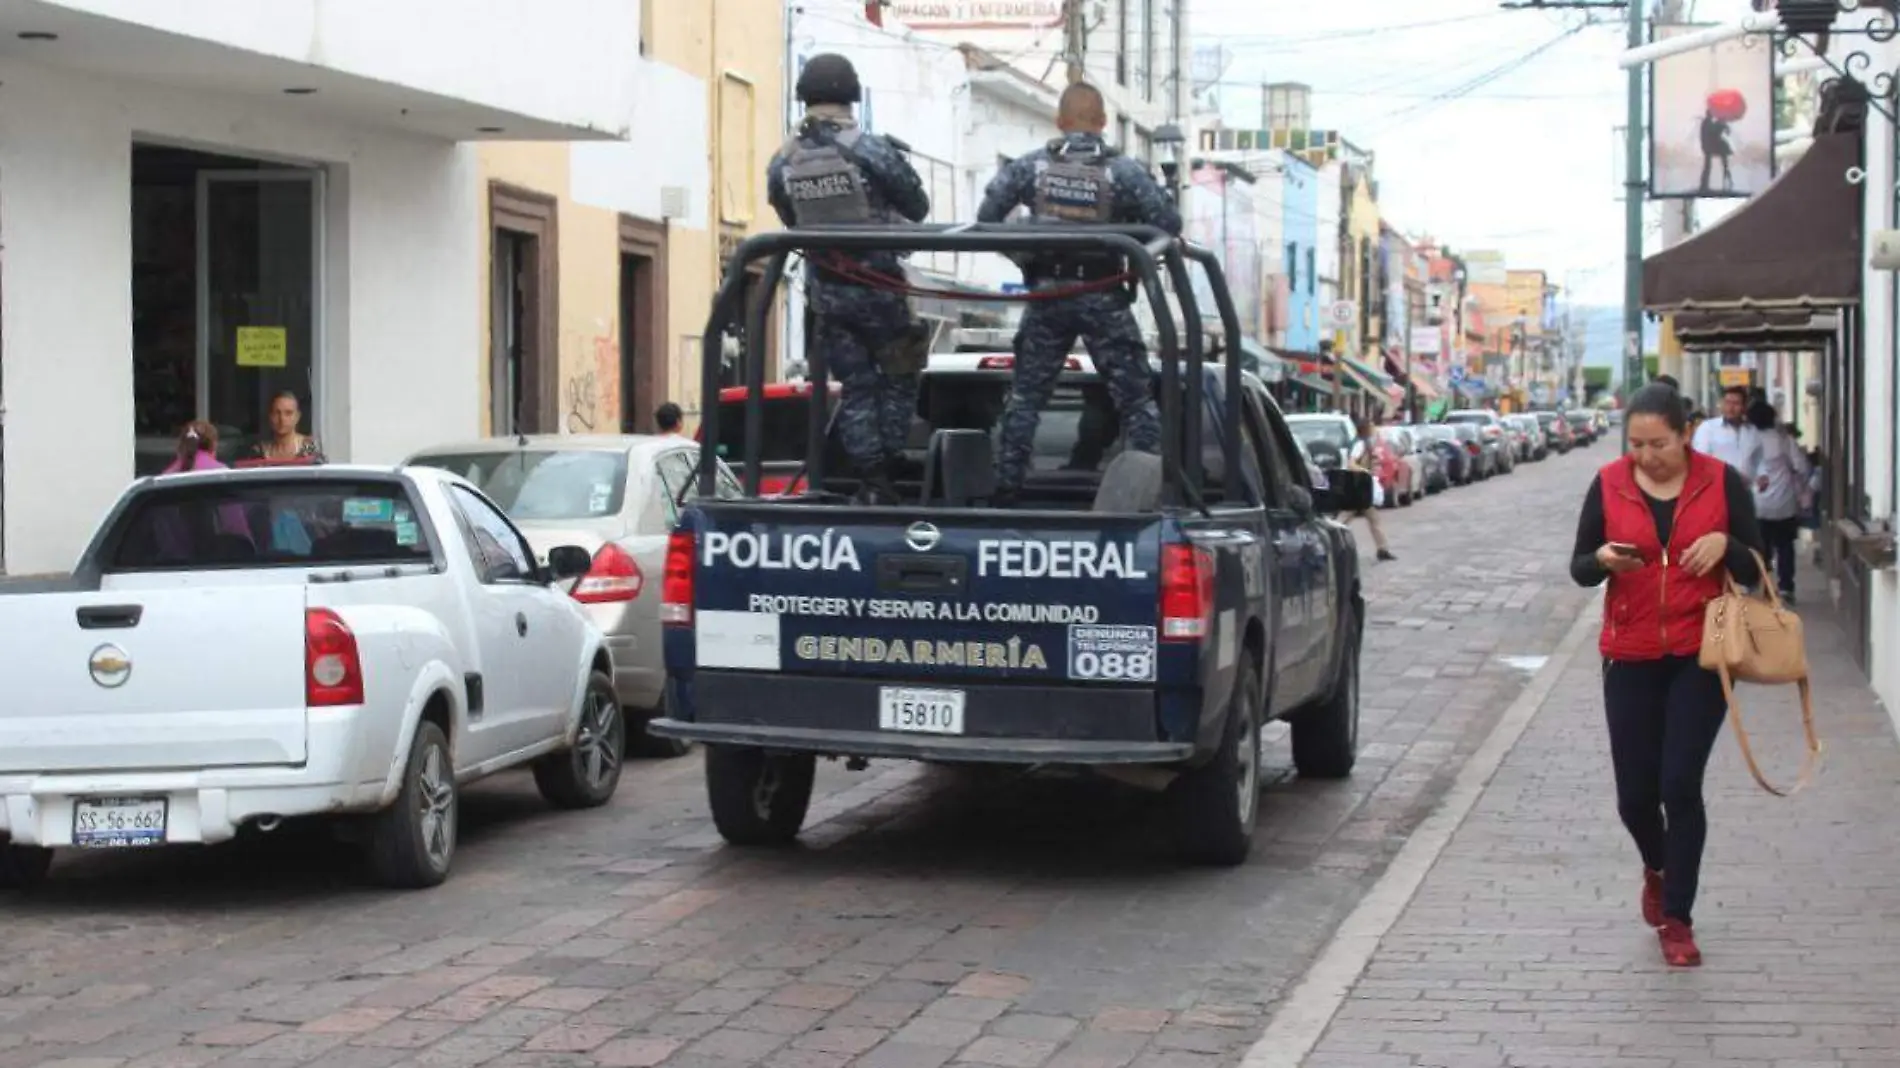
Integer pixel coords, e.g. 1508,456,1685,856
878,687,965,735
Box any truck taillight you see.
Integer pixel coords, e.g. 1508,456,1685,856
305,608,364,707
1160,543,1215,641
572,543,643,604
660,531,695,625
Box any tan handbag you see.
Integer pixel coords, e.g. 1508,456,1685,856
1698,547,1823,796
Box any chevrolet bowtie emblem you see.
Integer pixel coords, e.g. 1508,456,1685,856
88,644,132,688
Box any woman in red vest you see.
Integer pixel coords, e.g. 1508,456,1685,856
1570,383,1764,967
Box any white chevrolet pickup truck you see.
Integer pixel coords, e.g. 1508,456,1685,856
0,464,623,890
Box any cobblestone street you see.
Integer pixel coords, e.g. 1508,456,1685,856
2,448,1610,1068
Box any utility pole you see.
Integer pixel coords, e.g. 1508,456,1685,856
1063,0,1087,84
1622,0,1647,409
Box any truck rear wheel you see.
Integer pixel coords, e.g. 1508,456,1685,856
534,672,626,809
705,746,816,846
1292,615,1360,780
0,841,52,891
365,721,457,889
1169,659,1262,867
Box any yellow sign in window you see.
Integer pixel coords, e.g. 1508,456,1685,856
235,326,288,368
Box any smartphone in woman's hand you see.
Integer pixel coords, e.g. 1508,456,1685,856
1608,542,1641,558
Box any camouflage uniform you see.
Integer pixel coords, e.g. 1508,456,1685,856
977,132,1182,494
766,103,930,483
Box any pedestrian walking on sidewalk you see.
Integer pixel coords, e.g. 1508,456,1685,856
1569,384,1766,967
1748,400,1811,604
1348,416,1395,563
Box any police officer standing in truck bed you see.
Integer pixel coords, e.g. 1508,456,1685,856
766,53,931,504
977,81,1182,504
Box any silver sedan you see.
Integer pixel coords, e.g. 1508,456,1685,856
407,435,742,757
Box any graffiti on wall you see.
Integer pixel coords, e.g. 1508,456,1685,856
564,321,620,434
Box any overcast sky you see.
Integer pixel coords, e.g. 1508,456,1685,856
1189,0,1759,314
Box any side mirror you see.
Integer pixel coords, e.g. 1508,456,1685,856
546,544,593,583
1314,469,1374,515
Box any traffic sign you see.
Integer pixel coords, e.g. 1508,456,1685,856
1326,300,1356,328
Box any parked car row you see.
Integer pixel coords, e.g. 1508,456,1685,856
1285,405,1603,510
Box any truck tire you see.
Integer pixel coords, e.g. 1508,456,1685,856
365,721,457,889
1168,658,1262,867
534,671,626,809
1292,613,1360,780
0,842,52,891
705,746,816,846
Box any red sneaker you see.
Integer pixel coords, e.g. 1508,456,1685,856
1658,919,1701,967
1642,869,1665,928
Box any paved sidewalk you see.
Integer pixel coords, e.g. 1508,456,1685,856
1291,564,1900,1068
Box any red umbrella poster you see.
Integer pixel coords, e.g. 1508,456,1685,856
1706,88,1747,122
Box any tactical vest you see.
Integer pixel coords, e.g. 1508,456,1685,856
1031,141,1115,224
781,128,875,226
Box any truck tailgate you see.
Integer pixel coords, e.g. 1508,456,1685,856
690,506,1165,688
0,585,310,773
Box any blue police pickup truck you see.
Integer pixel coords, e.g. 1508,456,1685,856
650,224,1372,865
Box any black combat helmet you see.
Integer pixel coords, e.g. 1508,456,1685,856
797,53,862,106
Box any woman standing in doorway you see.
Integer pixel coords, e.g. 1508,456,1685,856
1569,383,1765,967
251,390,326,462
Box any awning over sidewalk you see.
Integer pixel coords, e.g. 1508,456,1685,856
1337,359,1385,397
1642,131,1863,313
1672,309,1841,352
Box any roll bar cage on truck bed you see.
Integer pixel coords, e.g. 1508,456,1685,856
693,222,1245,510
661,222,1370,867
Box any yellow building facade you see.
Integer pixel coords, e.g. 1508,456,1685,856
475,0,784,437
1345,172,1383,365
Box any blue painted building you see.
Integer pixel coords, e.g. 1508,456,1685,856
1280,152,1322,353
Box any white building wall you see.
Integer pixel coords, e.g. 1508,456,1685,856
0,60,480,573
959,83,1060,292
570,57,712,231
889,0,1189,155
1863,36,1900,716
776,5,974,370
39,0,640,137
1315,161,1343,296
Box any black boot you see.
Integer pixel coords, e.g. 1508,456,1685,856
853,464,901,506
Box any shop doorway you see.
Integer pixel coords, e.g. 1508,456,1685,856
489,183,558,436
132,145,320,475
618,214,666,433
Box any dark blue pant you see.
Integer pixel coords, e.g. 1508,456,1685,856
809,282,916,471
1760,517,1799,595
1602,655,1729,925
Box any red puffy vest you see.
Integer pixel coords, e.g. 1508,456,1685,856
1599,450,1731,660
